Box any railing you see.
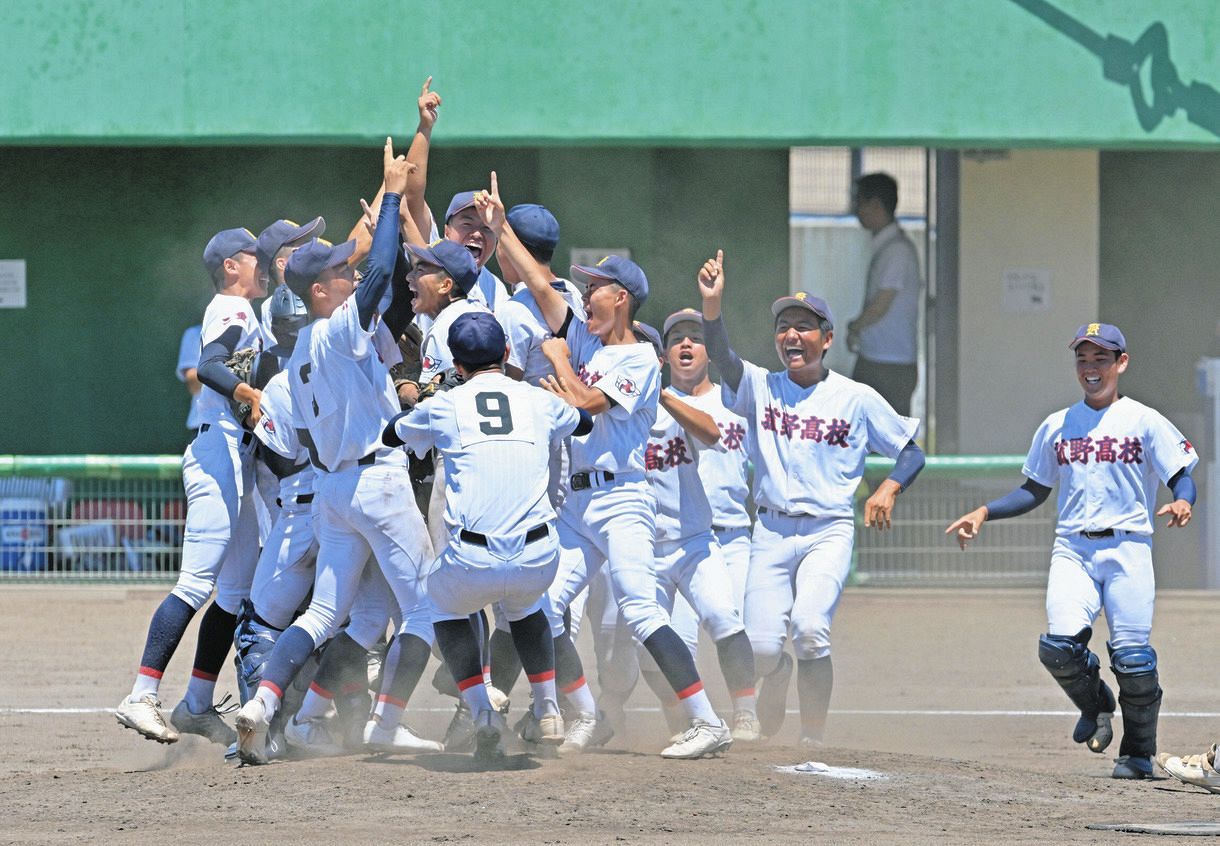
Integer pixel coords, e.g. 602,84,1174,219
0,454,1051,586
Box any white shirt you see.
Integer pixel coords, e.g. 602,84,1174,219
287,297,399,472
419,299,492,384
196,294,264,429
253,371,315,498
1023,396,1198,536
645,399,725,543
496,279,585,385
724,364,918,517
176,324,202,430
675,385,751,529
858,221,920,365
393,372,581,536
565,319,660,475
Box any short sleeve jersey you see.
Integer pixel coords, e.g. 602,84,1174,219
857,222,921,365
253,371,314,498
495,280,586,385
196,294,264,428
393,372,580,536
287,297,400,472
419,299,492,385
724,364,918,518
680,385,751,529
565,319,661,475
644,398,725,542
176,324,203,430
1022,396,1198,536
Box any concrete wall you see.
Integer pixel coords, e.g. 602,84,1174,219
957,150,1100,454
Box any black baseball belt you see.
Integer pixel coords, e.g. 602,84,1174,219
460,524,549,547
1080,529,1115,539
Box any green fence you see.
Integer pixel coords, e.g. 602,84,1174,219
0,454,1050,585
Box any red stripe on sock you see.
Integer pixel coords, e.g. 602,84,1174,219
137,666,164,680
258,681,284,700
190,669,218,682
309,681,334,700
560,676,587,695
731,687,756,700
527,670,556,684
377,693,407,708
676,681,705,700
482,665,491,675
457,674,484,691
340,682,365,696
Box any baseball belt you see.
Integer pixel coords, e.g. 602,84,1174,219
459,524,549,547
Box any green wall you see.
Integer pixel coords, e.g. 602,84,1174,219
0,145,787,453
3,0,1220,147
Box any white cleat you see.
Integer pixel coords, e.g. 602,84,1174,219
363,718,444,754
558,711,608,756
661,718,733,760
284,716,345,757
234,699,270,765
170,699,237,746
115,694,179,744
1157,744,1220,794
731,710,763,743
518,710,565,746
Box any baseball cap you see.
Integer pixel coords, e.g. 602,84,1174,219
771,291,835,329
1070,322,1127,353
507,204,560,250
202,228,257,275
255,217,326,270
633,320,664,359
406,239,479,295
448,311,506,366
570,255,649,304
283,237,357,300
663,308,704,340
445,191,479,222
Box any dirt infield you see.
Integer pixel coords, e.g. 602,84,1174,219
4,586,1220,844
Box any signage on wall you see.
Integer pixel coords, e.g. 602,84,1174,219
1001,268,1051,313
0,260,26,308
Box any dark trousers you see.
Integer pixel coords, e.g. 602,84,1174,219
852,357,917,416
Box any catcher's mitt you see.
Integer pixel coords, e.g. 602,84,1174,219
225,347,260,426
417,367,466,403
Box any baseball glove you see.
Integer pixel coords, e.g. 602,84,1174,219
225,347,260,426
417,367,466,403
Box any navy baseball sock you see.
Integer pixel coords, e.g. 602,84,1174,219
435,620,484,689
641,626,700,695
553,632,586,691
796,656,833,742
259,625,317,710
304,632,367,719
380,632,432,711
132,593,196,697
508,611,557,716
489,627,524,695
183,601,237,712
715,630,757,701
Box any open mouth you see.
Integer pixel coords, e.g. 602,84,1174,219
464,241,483,263
678,351,695,364
1084,375,1101,386
784,345,805,363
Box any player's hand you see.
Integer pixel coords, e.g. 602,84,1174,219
945,507,988,551
1157,499,1193,528
383,137,416,195
417,76,442,130
395,379,420,409
247,390,263,429
474,171,506,233
540,374,579,406
697,249,725,303
540,337,570,362
359,196,381,235
863,479,900,530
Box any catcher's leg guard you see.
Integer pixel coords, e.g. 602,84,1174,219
1038,627,1115,751
234,600,283,704
1109,643,1161,760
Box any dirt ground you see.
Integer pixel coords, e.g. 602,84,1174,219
4,586,1220,845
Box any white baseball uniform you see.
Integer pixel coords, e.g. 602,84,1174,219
418,299,491,385
1023,397,1198,648
727,364,918,670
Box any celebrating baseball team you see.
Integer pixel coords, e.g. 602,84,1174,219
111,78,1214,789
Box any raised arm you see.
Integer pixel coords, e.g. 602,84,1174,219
404,76,441,245
660,390,720,446
355,137,413,329
696,249,744,391
347,184,386,266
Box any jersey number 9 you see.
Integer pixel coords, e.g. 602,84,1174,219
476,392,514,435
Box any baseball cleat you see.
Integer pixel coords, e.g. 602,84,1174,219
1077,711,1114,753
284,716,345,757
661,718,733,759
115,694,179,744
474,710,508,762
234,699,271,765
757,652,794,739
443,702,477,753
518,710,565,746
1157,745,1220,793
1112,755,1154,780
731,710,763,743
558,711,606,755
799,734,825,750
170,698,238,746
363,718,444,754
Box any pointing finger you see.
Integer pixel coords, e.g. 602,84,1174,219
384,136,393,167
716,248,724,267
422,76,432,95
489,171,499,198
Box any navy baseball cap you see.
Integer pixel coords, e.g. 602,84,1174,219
449,311,506,366
406,239,479,295
571,255,649,304
507,204,559,250
202,228,257,275
663,308,704,339
255,217,326,270
1070,322,1127,353
445,191,479,222
633,320,664,359
771,291,835,329
283,237,357,300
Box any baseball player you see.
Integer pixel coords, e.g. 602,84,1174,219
256,217,326,349
116,227,266,746
234,139,440,763
384,311,594,759
476,177,733,759
698,250,926,746
947,322,1197,780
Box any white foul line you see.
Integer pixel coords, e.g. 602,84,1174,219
6,707,1220,718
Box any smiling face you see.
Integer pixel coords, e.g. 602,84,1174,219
665,321,709,388
309,262,357,320
774,306,832,383
445,207,497,269
583,277,626,340
1074,341,1127,409
407,261,453,319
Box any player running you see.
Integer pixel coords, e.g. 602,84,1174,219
698,249,925,747
948,322,1197,780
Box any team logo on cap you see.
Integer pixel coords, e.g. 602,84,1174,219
1086,323,1101,336
795,292,807,301
596,256,610,266
615,376,640,397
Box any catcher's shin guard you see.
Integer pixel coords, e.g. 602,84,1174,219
234,600,283,704
1038,627,1115,748
1109,643,1162,759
